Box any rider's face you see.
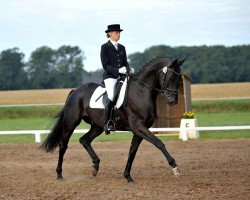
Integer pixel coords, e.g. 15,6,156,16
109,31,121,42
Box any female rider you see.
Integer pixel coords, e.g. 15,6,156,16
100,24,134,132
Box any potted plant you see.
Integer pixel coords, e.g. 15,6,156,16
179,111,199,140
182,111,196,119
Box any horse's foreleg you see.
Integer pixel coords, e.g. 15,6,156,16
124,134,143,183
79,125,103,176
134,122,180,177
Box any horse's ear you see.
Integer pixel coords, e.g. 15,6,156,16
171,59,178,67
177,57,187,66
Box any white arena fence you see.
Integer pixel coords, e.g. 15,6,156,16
0,126,250,143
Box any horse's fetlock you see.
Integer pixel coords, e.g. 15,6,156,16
124,172,134,183
93,158,100,164
169,159,177,168
56,167,62,174
124,171,129,179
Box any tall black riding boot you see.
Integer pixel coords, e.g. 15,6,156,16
104,99,115,134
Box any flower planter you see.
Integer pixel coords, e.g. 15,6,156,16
179,118,199,140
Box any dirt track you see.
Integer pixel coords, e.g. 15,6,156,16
0,139,249,200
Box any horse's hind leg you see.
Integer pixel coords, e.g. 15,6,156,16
56,129,74,180
79,124,103,176
124,134,143,183
56,116,81,179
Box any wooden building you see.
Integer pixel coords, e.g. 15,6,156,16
153,74,192,129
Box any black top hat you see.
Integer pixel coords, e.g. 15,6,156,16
105,24,123,33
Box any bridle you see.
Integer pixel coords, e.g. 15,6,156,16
161,66,182,98
130,66,182,98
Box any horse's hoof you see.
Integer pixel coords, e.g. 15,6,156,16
172,166,181,177
125,176,134,183
92,167,98,177
128,181,134,185
56,175,64,180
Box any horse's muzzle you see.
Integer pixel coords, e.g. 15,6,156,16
166,95,178,106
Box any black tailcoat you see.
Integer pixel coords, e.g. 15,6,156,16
100,40,130,79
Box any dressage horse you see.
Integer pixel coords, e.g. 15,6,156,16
41,57,186,183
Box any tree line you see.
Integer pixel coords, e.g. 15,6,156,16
0,45,249,90
129,45,250,83
0,46,90,90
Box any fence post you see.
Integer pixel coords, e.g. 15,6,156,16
34,132,41,143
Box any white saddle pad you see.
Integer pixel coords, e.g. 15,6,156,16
89,77,128,109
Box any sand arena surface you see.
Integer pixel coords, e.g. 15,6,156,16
0,139,249,200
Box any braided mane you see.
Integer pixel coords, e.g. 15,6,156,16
134,56,173,75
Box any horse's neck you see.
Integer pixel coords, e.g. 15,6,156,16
130,62,162,103
136,61,163,86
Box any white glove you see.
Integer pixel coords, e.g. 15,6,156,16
130,67,135,74
118,66,127,74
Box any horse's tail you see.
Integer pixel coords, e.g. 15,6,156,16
40,89,75,153
40,109,64,153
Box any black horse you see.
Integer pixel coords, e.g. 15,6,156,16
41,57,186,183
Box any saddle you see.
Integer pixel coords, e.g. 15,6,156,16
89,76,128,109
89,76,129,131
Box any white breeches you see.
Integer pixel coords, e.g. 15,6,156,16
104,78,117,101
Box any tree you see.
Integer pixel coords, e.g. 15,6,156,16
0,48,27,90
26,46,56,89
128,52,146,71
54,45,86,88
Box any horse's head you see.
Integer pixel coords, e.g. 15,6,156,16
159,58,186,106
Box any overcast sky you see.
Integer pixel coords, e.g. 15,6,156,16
0,0,249,71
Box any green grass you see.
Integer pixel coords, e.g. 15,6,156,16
0,100,249,143
0,106,63,119
0,132,180,144
192,99,250,112
0,132,134,144
0,117,90,131
196,112,250,126
199,130,250,140
188,111,250,140
1,110,247,130
0,134,36,143
0,118,53,130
